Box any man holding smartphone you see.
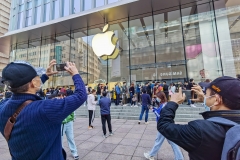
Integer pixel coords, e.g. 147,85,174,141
0,60,87,160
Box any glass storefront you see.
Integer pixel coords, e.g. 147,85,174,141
9,0,240,89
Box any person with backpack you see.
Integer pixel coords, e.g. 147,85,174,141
144,91,183,160
157,76,240,160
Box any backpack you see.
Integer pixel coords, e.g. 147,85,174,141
207,117,240,160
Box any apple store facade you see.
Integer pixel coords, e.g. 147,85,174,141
1,0,240,88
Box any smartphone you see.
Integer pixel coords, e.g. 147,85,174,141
56,63,66,71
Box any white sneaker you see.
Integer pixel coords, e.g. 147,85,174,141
109,132,114,136
134,105,138,107
144,152,154,160
123,104,127,106
190,104,196,108
145,122,149,125
131,105,133,107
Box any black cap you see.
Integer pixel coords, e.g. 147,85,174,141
199,76,240,103
1,61,44,88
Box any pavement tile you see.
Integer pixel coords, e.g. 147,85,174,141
74,134,92,141
111,132,128,138
87,135,105,143
103,137,123,144
119,138,139,147
125,133,142,139
82,151,109,160
133,147,152,157
138,140,155,148
112,145,136,156
115,128,131,133
131,156,146,160
141,134,156,141
93,143,117,153
106,154,132,160
78,141,100,150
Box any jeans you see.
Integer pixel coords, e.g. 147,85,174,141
97,95,101,104
130,93,133,104
61,121,78,157
139,105,149,122
88,110,95,126
101,114,112,135
149,132,184,160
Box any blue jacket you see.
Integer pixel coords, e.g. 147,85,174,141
99,97,111,115
141,93,151,107
115,85,121,94
0,74,87,160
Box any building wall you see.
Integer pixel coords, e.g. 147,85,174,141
0,0,11,75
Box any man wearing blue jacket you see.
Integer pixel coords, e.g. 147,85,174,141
115,83,121,106
99,91,113,138
0,60,87,160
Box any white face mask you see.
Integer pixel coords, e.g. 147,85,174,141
203,95,215,111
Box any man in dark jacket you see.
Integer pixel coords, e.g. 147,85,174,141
99,91,113,138
157,76,240,160
0,60,87,160
138,89,151,124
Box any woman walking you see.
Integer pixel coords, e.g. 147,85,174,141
144,91,184,160
87,89,97,129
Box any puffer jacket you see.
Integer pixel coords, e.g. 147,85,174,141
87,94,97,110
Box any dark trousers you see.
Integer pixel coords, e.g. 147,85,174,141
116,94,120,105
88,110,95,126
137,93,141,102
101,114,112,135
164,92,169,100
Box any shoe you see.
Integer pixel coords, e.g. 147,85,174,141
145,122,149,124
138,121,141,124
190,104,196,108
123,104,127,106
109,132,114,136
144,152,154,160
131,105,133,107
134,105,138,107
103,134,108,138
74,156,79,160
88,126,93,129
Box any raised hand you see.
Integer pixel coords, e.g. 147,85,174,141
46,59,58,76
170,87,186,104
191,85,204,102
64,62,79,76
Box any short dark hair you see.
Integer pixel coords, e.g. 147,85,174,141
142,89,146,93
92,89,96,93
190,78,194,82
8,83,29,94
163,81,166,83
102,91,107,97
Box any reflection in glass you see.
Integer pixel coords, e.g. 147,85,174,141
35,6,41,24
53,0,60,19
63,0,70,16
26,9,32,27
35,0,41,6
96,0,104,7
43,3,50,22
84,0,92,11
17,12,24,29
108,0,118,4
73,0,81,13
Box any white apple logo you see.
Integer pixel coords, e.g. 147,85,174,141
92,24,119,60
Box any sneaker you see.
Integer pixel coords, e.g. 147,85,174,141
190,104,196,108
144,152,154,160
145,122,149,125
123,104,127,106
134,105,138,107
74,156,79,160
109,132,114,136
103,134,108,138
88,126,93,129
131,105,133,107
138,121,141,124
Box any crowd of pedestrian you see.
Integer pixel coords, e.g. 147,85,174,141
0,59,239,160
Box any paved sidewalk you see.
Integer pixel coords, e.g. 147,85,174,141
0,118,189,160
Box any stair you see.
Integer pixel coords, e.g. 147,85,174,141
75,104,206,122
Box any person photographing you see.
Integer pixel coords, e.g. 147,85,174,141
0,60,87,160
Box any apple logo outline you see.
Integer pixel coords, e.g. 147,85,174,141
92,24,120,60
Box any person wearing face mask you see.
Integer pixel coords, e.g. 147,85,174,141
157,76,240,160
144,91,184,160
0,60,87,160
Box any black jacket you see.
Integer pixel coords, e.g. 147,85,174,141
157,102,240,160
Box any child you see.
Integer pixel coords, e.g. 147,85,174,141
131,94,137,107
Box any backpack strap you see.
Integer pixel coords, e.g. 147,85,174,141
4,100,32,141
207,117,238,127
